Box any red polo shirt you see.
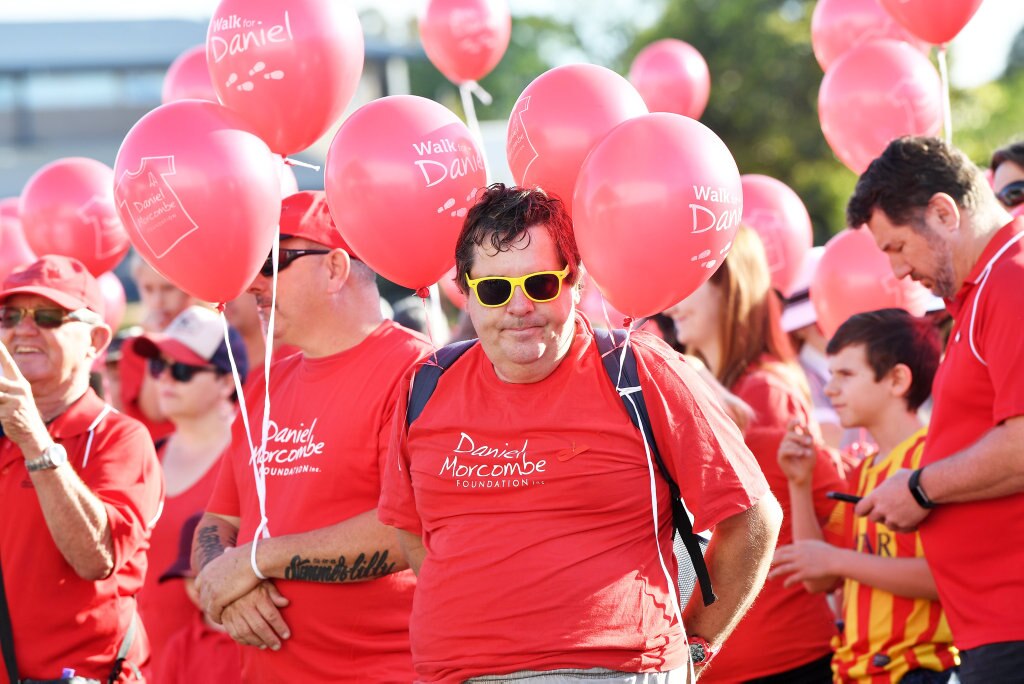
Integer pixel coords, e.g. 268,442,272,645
0,389,164,682
920,217,1024,649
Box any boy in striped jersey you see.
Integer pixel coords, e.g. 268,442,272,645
771,308,959,683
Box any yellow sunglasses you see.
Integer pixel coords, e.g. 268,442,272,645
465,264,572,308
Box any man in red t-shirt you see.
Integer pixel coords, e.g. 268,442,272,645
0,256,163,682
849,136,1024,682
190,191,431,683
378,184,781,683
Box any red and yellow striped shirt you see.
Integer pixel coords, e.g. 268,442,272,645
827,428,958,683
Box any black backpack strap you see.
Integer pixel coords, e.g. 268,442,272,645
0,558,19,684
594,327,717,607
407,339,478,426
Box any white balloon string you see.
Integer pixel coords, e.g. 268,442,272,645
598,290,616,332
459,81,492,182
937,45,953,145
283,157,321,172
220,311,257,469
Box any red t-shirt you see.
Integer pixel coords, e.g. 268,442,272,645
701,361,845,682
119,337,175,443
0,390,164,682
207,321,429,683
920,217,1024,649
378,317,770,683
156,613,242,684
138,444,222,676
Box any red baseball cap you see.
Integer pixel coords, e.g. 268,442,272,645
0,255,105,316
279,191,359,259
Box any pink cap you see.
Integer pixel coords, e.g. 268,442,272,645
0,255,105,316
280,191,359,259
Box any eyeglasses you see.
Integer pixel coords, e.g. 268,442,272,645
464,265,572,308
147,357,217,383
996,180,1024,209
259,249,331,278
0,306,97,329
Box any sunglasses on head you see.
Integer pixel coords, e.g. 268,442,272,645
464,265,572,308
0,306,96,329
147,357,217,383
996,180,1024,209
259,249,331,278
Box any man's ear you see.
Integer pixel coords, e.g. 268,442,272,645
886,362,913,402
89,324,113,358
926,193,961,236
324,248,352,294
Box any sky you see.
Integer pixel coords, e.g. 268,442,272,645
1,0,1021,88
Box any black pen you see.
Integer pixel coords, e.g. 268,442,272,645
827,491,862,504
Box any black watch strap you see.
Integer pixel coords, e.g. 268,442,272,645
908,468,936,509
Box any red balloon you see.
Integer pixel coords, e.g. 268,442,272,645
0,198,36,281
574,113,743,318
878,0,983,45
740,174,814,295
98,271,127,331
114,100,281,303
162,45,218,104
325,95,486,290
819,40,942,174
811,0,929,72
206,0,365,155
420,0,511,84
507,64,648,214
628,39,711,119
20,158,130,277
438,266,467,310
810,227,931,338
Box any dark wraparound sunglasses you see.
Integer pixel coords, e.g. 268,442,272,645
259,249,331,278
996,180,1024,209
0,306,96,329
148,357,218,383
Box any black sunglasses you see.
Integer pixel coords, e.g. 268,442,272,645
0,306,95,329
259,249,331,278
996,180,1024,209
147,357,217,383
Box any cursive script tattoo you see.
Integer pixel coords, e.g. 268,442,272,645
284,550,397,583
194,524,237,571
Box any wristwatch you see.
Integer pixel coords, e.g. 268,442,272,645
688,635,714,665
907,468,936,509
25,443,69,472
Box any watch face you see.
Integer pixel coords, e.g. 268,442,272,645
50,445,68,466
689,642,707,663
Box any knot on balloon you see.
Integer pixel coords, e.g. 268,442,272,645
216,302,226,313
622,316,634,329
415,287,430,300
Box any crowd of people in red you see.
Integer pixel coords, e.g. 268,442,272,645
1,135,1023,684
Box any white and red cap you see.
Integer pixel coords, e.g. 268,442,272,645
133,305,248,381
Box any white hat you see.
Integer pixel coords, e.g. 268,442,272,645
781,246,824,333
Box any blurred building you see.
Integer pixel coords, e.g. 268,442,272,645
0,19,422,199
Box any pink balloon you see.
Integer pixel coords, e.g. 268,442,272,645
438,266,467,311
0,198,36,281
811,0,929,72
206,0,365,155
810,227,931,338
578,273,629,328
420,0,511,84
114,100,281,303
20,158,130,277
507,64,648,214
574,113,743,318
98,271,127,331
878,0,983,45
162,45,218,104
628,39,711,119
819,40,942,174
325,95,486,290
740,174,814,295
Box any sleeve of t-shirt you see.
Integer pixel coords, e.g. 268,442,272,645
378,367,424,536
82,417,164,573
205,410,244,518
631,334,770,534
976,262,1024,425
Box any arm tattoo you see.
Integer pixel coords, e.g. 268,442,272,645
284,550,398,583
194,524,236,570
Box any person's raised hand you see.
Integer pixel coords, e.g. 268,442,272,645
777,419,816,487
